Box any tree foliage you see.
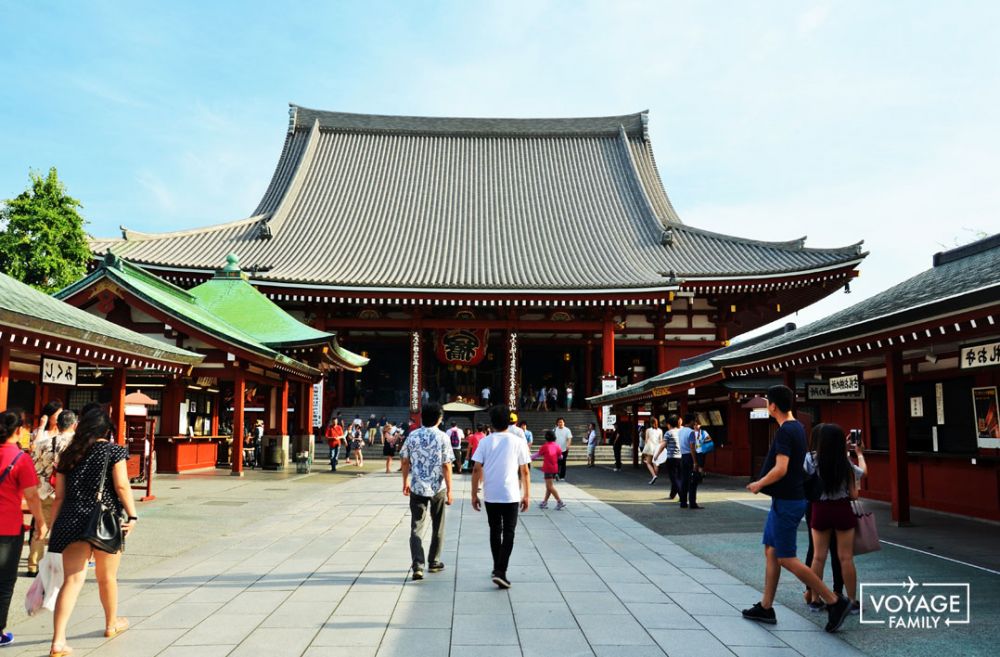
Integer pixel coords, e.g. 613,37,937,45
0,167,90,292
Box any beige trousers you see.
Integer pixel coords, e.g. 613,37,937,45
27,495,54,572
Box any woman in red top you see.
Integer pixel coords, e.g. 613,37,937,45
0,410,47,649
533,430,565,510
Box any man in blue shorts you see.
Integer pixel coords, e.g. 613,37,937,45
743,385,852,633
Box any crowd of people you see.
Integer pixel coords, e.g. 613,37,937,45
0,401,138,655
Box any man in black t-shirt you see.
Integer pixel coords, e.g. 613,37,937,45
742,385,852,633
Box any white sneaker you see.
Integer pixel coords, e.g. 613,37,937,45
648,476,658,485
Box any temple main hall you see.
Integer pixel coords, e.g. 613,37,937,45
90,105,866,422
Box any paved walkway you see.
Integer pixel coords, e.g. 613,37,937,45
8,470,867,657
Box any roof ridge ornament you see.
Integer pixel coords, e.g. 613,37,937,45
215,253,248,280
660,227,674,246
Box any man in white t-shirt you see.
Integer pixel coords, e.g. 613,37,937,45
553,418,572,481
471,405,531,590
481,386,491,405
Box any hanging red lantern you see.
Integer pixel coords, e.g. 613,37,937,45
434,329,489,366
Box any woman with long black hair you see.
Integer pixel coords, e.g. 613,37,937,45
48,410,138,657
0,410,47,649
804,423,866,614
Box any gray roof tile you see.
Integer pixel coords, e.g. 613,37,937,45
90,106,864,292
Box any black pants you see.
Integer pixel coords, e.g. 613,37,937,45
0,534,24,631
410,491,447,569
558,449,568,479
612,441,623,469
484,502,519,575
680,454,698,506
666,458,681,497
804,503,844,594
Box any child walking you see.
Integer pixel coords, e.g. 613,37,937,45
534,430,565,510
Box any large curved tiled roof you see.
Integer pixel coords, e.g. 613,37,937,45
90,106,864,292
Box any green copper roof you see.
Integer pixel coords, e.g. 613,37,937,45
1,271,202,368
188,254,334,348
56,254,367,377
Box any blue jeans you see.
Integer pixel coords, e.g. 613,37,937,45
329,445,339,470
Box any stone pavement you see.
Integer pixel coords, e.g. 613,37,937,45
7,468,867,657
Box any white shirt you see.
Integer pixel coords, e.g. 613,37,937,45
473,431,531,503
507,424,526,440
481,387,491,399
553,426,572,452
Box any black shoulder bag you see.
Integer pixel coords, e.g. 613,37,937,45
81,443,124,553
0,452,24,486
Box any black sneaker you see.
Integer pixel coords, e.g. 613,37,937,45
412,568,424,581
492,572,511,589
825,594,851,633
742,602,777,625
429,562,445,573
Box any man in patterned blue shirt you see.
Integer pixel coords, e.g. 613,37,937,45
400,402,454,581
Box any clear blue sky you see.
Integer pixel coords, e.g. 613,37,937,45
2,1,998,335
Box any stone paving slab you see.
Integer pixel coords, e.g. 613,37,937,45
7,470,868,657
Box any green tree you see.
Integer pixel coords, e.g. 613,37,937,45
0,167,90,292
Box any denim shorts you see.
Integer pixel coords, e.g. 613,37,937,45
762,498,808,559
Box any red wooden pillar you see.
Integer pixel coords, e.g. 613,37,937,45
630,403,640,467
0,343,9,408
304,380,315,433
584,340,594,396
110,367,126,445
602,317,615,377
336,370,345,408
783,370,797,413
885,350,910,525
654,320,668,374
679,395,689,418
278,379,289,435
231,369,246,476
210,391,220,436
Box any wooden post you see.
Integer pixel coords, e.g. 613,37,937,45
783,370,797,414
0,343,9,408
654,319,668,374
305,380,315,434
885,350,910,525
602,316,615,377
231,369,245,476
630,403,640,468
110,367,126,445
278,379,289,435
584,340,594,396
210,390,220,436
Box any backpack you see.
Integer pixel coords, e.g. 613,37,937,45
696,430,715,454
448,429,461,448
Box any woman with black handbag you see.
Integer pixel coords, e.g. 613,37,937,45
47,410,137,657
802,423,866,616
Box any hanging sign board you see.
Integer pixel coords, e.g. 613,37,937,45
41,357,77,386
910,396,924,418
961,341,1000,370
601,378,617,430
312,380,324,429
973,386,999,447
806,382,866,401
829,374,860,394
935,383,945,425
750,408,770,420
